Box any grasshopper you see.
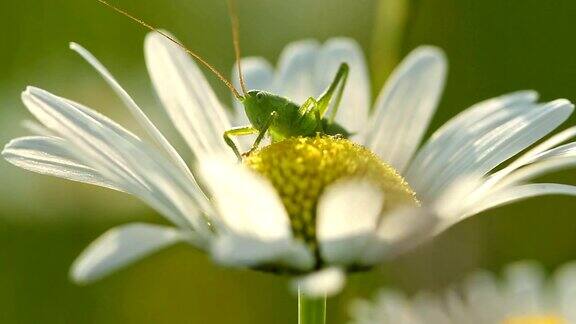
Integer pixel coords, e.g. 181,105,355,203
97,0,352,160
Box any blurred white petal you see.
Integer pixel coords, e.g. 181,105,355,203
275,39,320,103
211,233,313,270
316,179,384,264
350,261,576,323
432,174,486,220
71,223,184,284
503,261,546,314
554,262,576,322
360,207,438,265
293,267,345,298
460,270,505,321
198,157,313,268
373,290,421,324
315,38,371,139
199,157,292,240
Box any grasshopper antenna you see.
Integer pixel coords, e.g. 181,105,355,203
226,0,248,95
96,0,243,99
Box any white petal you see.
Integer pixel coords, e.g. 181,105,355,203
494,156,576,190
23,88,147,190
502,126,576,172
199,157,292,240
478,128,576,194
412,293,452,324
463,270,503,315
211,233,314,270
365,46,447,172
71,223,183,284
316,179,384,265
503,262,546,314
372,290,423,324
70,42,193,179
471,183,576,216
293,267,346,298
534,142,576,161
275,39,320,103
407,91,538,197
199,157,316,269
3,136,122,191
360,207,438,265
554,262,576,321
21,120,54,136
144,31,233,159
410,97,573,201
23,87,210,233
460,271,504,321
315,38,371,138
432,174,486,220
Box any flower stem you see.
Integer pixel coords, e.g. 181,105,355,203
298,287,326,324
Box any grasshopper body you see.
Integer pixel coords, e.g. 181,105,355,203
224,62,352,159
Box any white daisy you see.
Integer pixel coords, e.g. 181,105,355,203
349,261,576,324
3,32,576,297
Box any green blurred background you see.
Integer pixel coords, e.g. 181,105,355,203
1,0,576,322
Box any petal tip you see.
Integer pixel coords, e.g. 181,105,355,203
69,42,80,50
412,45,447,63
69,261,92,286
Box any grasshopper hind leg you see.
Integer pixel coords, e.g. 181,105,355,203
316,63,350,122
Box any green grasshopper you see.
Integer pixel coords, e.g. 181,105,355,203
98,0,352,160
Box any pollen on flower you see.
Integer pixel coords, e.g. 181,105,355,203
243,135,418,249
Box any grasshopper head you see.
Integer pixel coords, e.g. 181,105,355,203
242,90,284,128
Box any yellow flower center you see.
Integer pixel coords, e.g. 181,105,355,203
503,315,567,324
243,135,418,249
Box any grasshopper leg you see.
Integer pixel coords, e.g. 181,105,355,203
316,63,350,123
249,111,278,153
298,97,318,116
223,126,258,160
299,97,325,133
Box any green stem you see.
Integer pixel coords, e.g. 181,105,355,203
298,287,327,324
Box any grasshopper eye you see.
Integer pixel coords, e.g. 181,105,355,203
256,92,264,100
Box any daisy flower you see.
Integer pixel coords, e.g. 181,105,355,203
3,32,576,299
349,261,576,323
